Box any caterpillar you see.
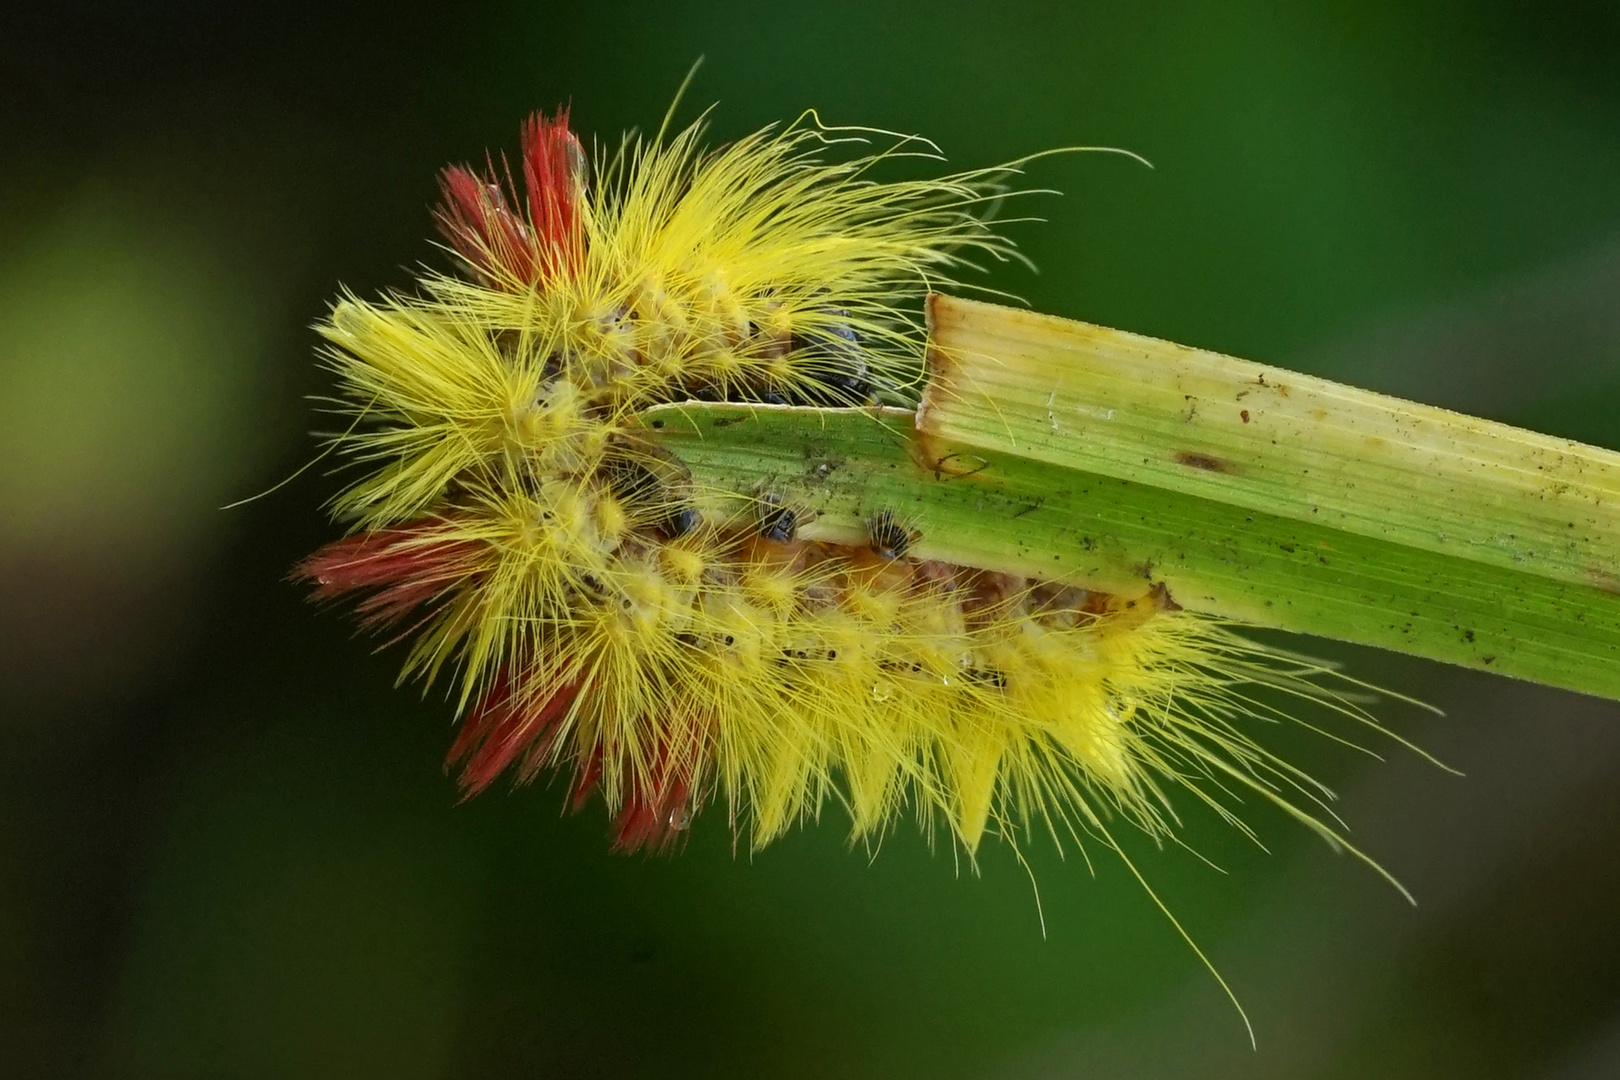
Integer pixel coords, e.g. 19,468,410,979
295,105,1412,880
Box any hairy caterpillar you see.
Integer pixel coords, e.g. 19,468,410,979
295,105,1414,887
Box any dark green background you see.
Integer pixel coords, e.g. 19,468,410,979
5,2,1620,1076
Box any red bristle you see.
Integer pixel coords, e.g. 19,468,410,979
520,109,584,278
434,162,539,286
433,110,583,290
352,577,450,633
451,676,582,797
568,750,603,813
294,528,481,633
295,528,474,597
445,669,509,772
609,731,700,854
611,776,694,854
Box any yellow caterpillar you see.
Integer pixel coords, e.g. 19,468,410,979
296,105,1407,878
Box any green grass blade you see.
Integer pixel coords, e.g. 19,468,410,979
922,294,1620,593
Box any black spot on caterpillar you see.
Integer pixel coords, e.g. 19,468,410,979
758,495,798,543
867,509,913,560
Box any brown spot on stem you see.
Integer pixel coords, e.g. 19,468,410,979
1589,568,1620,595
1174,451,1235,474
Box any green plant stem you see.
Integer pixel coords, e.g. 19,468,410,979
922,294,1620,591
635,297,1620,701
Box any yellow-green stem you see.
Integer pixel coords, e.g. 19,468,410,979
636,297,1620,700
922,294,1620,592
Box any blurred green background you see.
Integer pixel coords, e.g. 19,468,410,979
4,1,1620,1077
